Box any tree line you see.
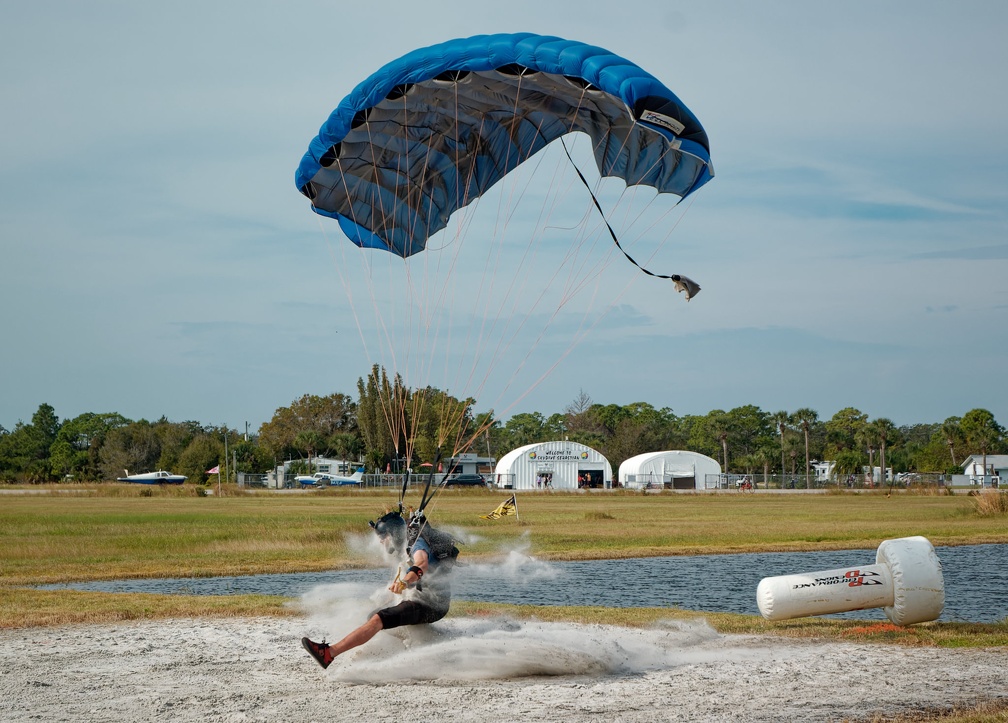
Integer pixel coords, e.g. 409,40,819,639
2,368,1004,484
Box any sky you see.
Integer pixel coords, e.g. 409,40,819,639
2,1,1006,434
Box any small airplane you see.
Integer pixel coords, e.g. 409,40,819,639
117,469,187,485
296,467,365,488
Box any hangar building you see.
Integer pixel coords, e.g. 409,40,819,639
493,441,612,490
618,450,721,490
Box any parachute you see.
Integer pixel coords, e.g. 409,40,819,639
295,33,714,469
296,32,713,259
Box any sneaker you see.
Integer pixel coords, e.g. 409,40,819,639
301,637,334,669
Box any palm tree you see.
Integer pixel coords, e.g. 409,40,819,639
941,416,962,467
873,418,897,491
791,408,818,487
294,430,324,468
856,423,880,486
960,409,1005,484
772,410,789,484
834,449,865,487
708,411,731,472
754,446,776,489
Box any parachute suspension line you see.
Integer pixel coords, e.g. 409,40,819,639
377,94,440,471
312,163,412,477
330,146,406,457
400,81,485,455
314,206,414,471
368,90,449,470
408,84,479,461
430,80,548,431
446,138,592,430
558,137,700,300
436,95,522,411
479,136,667,422
601,139,697,279
463,78,616,433
432,80,473,426
367,365,404,474
476,148,666,419
398,467,410,515
408,446,444,538
319,221,424,470
474,119,622,414
456,78,606,420
314,214,376,366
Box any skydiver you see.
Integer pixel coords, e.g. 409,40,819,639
301,509,457,669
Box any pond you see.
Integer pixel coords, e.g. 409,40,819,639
40,544,1007,623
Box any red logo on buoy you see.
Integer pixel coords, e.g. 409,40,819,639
845,569,884,586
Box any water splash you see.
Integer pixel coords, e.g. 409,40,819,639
299,581,739,684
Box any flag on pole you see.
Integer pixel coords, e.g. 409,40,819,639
206,465,220,474
481,494,518,520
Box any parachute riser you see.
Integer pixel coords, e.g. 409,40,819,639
417,447,443,516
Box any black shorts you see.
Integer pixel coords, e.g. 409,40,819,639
375,600,448,630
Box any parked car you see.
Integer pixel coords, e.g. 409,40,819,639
444,473,489,489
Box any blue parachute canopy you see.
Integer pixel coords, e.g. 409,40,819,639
296,33,713,258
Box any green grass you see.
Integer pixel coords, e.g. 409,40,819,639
1,485,1006,644
3,484,1005,723
2,486,1006,585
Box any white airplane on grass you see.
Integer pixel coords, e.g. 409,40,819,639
117,470,187,485
296,467,365,488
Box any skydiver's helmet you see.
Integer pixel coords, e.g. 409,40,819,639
370,510,406,555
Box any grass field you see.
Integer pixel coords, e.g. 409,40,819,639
2,485,1007,650
3,486,1006,586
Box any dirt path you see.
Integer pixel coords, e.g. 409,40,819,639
3,611,1005,722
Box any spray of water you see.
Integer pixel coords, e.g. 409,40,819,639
300,534,758,684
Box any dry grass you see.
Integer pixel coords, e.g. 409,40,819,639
3,487,1008,587
0,587,296,629
853,698,1008,722
972,490,1008,517
450,602,1008,648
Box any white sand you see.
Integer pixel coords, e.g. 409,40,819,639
3,592,1006,723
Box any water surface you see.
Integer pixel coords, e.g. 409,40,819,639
41,544,1007,623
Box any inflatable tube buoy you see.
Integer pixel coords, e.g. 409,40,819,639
756,536,944,625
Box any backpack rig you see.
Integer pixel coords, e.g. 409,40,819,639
369,448,461,566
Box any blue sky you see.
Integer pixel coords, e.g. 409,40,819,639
2,1,1006,433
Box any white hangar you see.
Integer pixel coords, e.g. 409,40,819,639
618,450,721,490
493,441,613,490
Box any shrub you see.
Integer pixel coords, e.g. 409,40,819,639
972,490,1008,517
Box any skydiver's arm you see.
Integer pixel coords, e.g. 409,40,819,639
390,548,428,594
405,548,429,582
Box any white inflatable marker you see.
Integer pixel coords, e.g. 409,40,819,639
756,536,945,625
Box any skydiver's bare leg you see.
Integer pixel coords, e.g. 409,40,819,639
329,613,384,657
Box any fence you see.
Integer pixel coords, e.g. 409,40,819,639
703,472,951,490
239,470,954,492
